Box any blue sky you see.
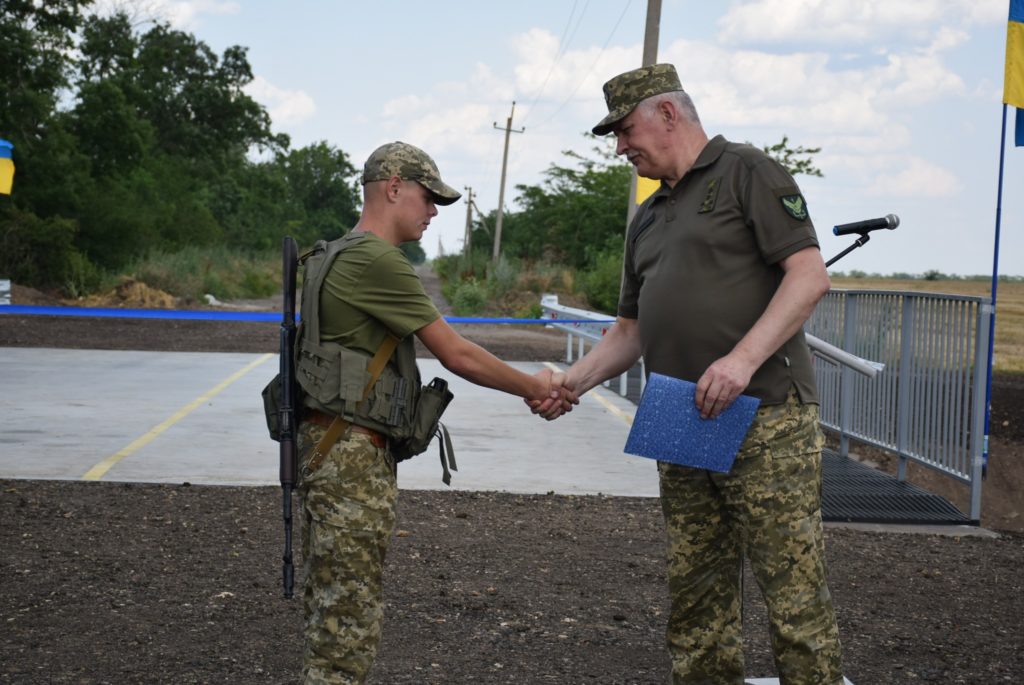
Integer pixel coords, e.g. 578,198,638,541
119,0,1022,277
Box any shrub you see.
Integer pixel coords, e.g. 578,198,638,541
580,249,623,314
129,245,278,301
0,206,92,293
450,279,489,315
488,255,519,297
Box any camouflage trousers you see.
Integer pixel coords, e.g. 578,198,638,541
658,391,844,685
297,423,398,685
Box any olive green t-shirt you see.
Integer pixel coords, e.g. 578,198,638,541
619,135,820,405
319,232,440,355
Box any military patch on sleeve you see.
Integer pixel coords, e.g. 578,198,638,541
780,194,808,221
698,177,721,214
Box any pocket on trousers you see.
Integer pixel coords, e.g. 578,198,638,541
764,404,823,461
300,437,396,533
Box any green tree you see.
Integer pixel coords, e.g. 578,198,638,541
400,241,426,265
63,12,289,264
0,0,89,148
487,136,631,269
275,142,361,246
760,135,824,177
0,0,94,217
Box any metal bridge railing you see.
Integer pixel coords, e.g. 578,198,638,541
541,289,989,520
538,295,642,398
807,289,990,520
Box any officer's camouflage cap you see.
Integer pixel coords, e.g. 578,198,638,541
592,63,684,136
362,141,461,206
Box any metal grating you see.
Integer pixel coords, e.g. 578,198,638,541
620,367,970,525
821,449,970,524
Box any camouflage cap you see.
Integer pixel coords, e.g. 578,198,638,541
362,141,461,206
592,63,684,136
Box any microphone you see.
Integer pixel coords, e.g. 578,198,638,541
832,213,899,236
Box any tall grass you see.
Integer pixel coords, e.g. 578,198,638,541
127,245,280,301
434,253,578,316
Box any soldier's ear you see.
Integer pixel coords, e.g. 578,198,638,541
385,175,403,202
659,98,678,127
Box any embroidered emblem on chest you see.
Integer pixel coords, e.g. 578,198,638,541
780,194,808,221
698,177,721,214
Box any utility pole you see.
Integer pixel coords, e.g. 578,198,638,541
626,0,662,227
492,101,524,262
463,186,474,258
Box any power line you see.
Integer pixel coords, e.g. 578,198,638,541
518,0,580,128
531,0,634,132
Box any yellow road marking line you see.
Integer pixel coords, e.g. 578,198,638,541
542,361,634,426
82,353,275,481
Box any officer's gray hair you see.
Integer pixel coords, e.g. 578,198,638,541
638,91,701,126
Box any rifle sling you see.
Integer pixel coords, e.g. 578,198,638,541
305,333,400,474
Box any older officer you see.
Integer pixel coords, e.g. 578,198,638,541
546,65,845,684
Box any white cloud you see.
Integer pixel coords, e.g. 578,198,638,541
93,0,238,28
381,95,431,119
650,36,965,137
244,76,316,126
925,27,970,55
510,29,640,116
153,0,240,29
717,0,1005,46
865,157,961,197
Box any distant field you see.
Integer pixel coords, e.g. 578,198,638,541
829,278,1024,374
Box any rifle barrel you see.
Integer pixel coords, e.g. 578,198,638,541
279,236,299,598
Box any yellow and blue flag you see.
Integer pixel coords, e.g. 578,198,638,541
0,139,14,195
1007,0,1024,145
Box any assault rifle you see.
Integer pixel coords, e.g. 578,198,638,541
278,236,299,598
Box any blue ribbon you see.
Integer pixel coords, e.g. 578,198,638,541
0,304,613,325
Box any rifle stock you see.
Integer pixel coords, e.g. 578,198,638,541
279,236,299,598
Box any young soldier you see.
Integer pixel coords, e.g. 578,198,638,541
297,141,574,684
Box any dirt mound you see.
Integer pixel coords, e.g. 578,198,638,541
67,278,179,309
10,283,61,306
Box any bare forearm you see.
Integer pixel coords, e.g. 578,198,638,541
417,318,547,401
443,338,545,399
695,247,829,418
731,263,829,370
566,317,643,395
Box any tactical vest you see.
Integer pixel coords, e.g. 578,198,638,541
293,232,454,467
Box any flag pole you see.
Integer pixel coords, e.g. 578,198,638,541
983,104,1009,478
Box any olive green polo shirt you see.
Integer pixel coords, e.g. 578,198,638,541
619,135,820,405
319,232,440,356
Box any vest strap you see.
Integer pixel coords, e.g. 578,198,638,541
437,422,457,485
304,333,400,474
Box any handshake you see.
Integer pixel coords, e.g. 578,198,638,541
528,368,579,421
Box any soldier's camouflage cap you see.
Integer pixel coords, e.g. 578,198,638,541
592,63,684,136
362,141,461,206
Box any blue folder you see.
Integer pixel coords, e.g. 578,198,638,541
624,373,761,473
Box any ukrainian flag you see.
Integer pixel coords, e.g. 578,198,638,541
1007,0,1024,145
0,139,14,195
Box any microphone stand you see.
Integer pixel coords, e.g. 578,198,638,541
825,232,871,268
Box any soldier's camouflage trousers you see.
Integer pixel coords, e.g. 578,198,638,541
658,390,844,685
297,424,398,685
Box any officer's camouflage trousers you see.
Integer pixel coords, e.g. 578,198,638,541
658,390,844,685
297,424,398,685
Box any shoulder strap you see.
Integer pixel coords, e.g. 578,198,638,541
298,231,367,347
306,332,400,473
362,333,399,399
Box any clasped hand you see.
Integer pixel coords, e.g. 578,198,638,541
529,368,578,421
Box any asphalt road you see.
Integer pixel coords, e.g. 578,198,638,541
0,348,655,495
